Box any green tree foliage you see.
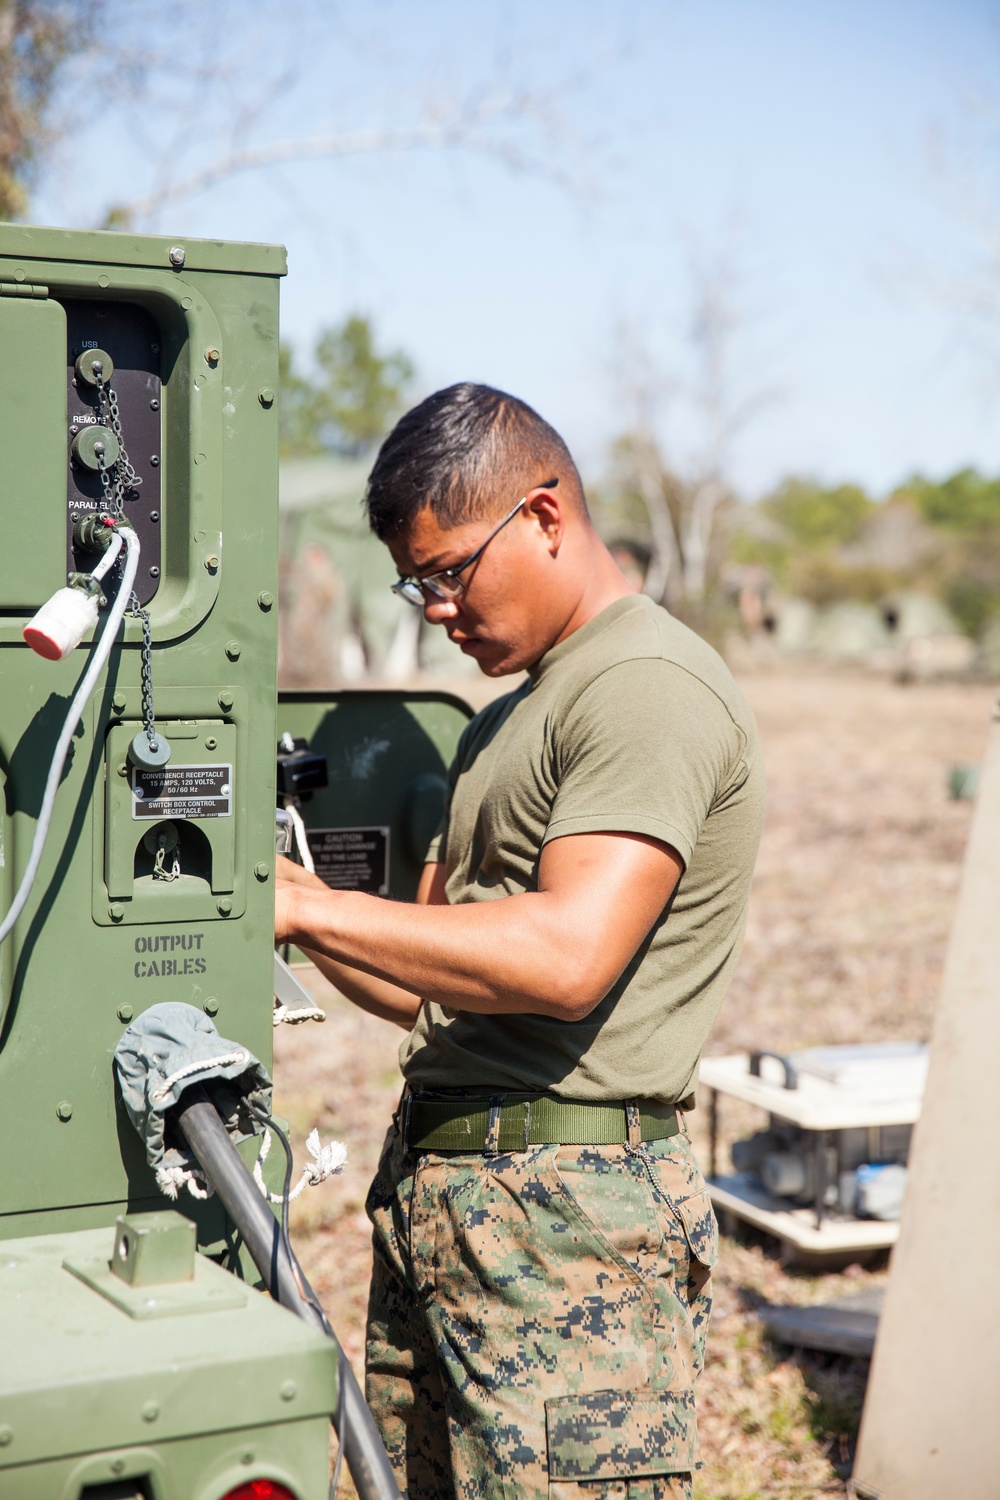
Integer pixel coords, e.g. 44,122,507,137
904,467,1000,534
0,0,99,220
729,477,876,591
895,469,1000,636
279,315,414,459
726,467,1000,638
762,478,873,550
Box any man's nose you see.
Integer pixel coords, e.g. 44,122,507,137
423,595,461,625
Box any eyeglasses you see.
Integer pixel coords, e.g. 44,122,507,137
391,478,558,607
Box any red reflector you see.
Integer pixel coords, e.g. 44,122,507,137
221,1482,297,1500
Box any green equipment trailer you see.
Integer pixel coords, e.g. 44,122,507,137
0,225,468,1500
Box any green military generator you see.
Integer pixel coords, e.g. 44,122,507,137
0,225,469,1500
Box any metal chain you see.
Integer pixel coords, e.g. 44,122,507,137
90,364,160,753
153,837,181,882
130,593,159,751
94,372,142,512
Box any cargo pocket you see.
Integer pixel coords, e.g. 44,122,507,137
545,1387,699,1498
673,1191,718,1273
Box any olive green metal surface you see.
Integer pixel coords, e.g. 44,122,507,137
0,297,67,608
277,689,472,902
0,226,284,1238
0,1224,336,1497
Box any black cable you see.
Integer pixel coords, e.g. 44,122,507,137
249,1102,349,1498
174,1089,399,1500
248,1102,336,1336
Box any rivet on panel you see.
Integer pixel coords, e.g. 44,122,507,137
257,591,273,610
117,1004,133,1023
254,863,270,881
205,736,218,750
142,1400,160,1422
279,1380,297,1402
109,904,125,922
169,246,186,267
112,693,126,713
258,388,275,408
98,274,110,289
205,555,219,571
217,898,233,916
225,640,241,661
0,1425,11,1446
205,347,220,365
204,997,219,1016
218,690,234,711
56,1102,73,1122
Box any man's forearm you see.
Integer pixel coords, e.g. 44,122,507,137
281,884,594,1019
297,944,422,1030
276,832,682,1022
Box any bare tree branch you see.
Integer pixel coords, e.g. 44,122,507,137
103,80,594,230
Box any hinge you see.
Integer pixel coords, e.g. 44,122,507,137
0,281,50,298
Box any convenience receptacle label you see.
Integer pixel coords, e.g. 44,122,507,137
132,763,233,820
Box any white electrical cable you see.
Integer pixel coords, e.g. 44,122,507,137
286,800,316,875
90,530,124,583
0,528,140,948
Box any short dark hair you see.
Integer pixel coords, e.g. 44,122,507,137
365,382,584,541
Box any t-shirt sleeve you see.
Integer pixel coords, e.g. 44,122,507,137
543,659,745,868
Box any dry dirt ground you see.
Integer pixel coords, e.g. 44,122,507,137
272,666,996,1500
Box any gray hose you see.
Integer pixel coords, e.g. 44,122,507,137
174,1091,401,1500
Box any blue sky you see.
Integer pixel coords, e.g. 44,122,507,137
31,0,1000,497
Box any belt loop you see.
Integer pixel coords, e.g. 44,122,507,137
625,1099,642,1149
403,1090,414,1152
523,1098,531,1151
484,1096,503,1157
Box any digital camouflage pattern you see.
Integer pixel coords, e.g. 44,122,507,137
366,1118,717,1500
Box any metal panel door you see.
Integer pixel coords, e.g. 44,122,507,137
276,689,473,902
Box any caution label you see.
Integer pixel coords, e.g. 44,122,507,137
306,826,390,895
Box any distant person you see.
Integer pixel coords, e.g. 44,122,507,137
275,383,765,1500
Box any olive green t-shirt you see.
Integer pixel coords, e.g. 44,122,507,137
400,594,765,1104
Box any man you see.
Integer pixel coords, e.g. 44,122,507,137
275,383,765,1500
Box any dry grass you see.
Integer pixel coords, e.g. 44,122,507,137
272,665,996,1499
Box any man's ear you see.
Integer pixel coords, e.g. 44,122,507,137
525,488,564,556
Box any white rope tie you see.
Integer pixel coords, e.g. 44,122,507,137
150,1048,252,1102
155,1163,214,1200
253,1125,347,1202
273,1000,326,1026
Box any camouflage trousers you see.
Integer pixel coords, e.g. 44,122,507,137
365,1116,718,1500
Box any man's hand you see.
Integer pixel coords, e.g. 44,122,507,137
278,832,683,1021
275,853,327,889
274,855,444,1029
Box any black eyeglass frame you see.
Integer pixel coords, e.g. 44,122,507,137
390,477,559,607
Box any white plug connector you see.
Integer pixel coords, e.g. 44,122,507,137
22,531,124,661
